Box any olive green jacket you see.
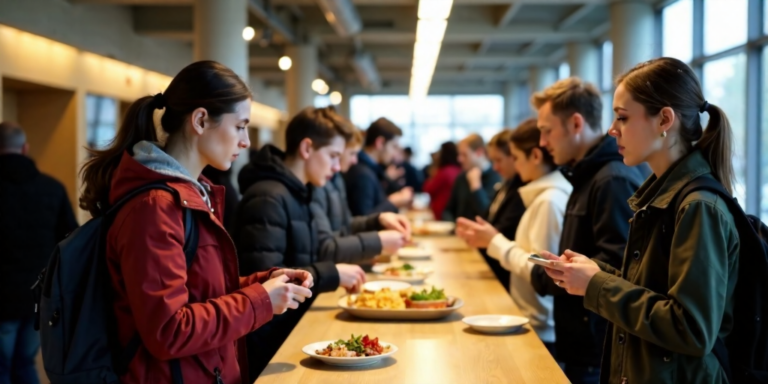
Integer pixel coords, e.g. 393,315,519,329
584,151,740,384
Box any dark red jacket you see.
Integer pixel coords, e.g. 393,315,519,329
106,152,274,384
422,165,462,220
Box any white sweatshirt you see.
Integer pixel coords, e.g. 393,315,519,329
486,170,572,343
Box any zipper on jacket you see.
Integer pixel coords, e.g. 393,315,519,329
213,367,223,384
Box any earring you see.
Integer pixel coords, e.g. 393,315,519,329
660,131,667,138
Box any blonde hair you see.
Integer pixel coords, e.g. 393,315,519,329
347,128,364,148
530,77,603,131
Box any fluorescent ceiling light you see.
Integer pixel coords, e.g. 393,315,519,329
416,19,447,43
413,41,441,60
418,0,454,20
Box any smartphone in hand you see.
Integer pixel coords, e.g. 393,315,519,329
528,254,556,267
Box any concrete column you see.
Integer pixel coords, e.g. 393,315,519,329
567,42,600,86
529,67,558,93
503,82,517,127
194,0,249,81
610,1,654,80
337,91,351,120
285,44,318,118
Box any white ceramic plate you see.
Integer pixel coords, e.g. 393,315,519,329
397,247,432,260
462,315,529,334
423,221,455,235
339,295,464,320
371,263,433,284
362,280,412,292
302,340,398,366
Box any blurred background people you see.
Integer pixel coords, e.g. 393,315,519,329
422,141,462,221
442,133,501,222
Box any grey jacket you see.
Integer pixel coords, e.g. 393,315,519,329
312,173,383,263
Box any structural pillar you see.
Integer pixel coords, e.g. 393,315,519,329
285,44,318,118
609,1,654,81
529,66,558,93
194,0,249,81
503,82,517,128
567,42,600,86
337,90,351,120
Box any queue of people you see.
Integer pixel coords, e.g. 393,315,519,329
0,56,763,384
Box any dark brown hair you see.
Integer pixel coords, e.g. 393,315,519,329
531,77,603,131
79,60,251,216
437,141,460,168
488,129,513,156
510,118,555,167
617,57,734,194
285,106,354,155
364,117,402,147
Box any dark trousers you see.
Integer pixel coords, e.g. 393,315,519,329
561,363,600,384
0,316,40,384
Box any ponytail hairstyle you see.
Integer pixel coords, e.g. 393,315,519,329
616,57,734,194
510,118,555,169
79,60,251,216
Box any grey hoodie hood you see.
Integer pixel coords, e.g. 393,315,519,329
132,141,211,208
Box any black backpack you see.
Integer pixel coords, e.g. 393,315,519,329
32,183,199,384
662,176,768,384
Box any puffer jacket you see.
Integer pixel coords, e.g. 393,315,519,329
106,142,274,384
311,173,383,263
586,150,739,384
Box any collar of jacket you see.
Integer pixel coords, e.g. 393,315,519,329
0,154,39,182
238,144,310,200
358,151,384,178
517,170,573,208
563,134,624,189
109,151,215,213
628,150,711,212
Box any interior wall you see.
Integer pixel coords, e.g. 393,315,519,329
2,89,17,122
17,90,79,211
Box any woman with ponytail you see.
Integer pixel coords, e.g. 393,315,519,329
81,61,313,384
540,57,739,383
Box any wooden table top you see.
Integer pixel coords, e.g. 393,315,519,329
255,236,570,384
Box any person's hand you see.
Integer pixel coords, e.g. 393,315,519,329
379,212,412,240
466,167,482,191
455,216,499,249
262,275,313,315
542,250,601,296
378,230,406,254
388,187,414,208
386,164,405,181
336,264,366,293
270,268,314,289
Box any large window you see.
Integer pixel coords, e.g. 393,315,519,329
703,0,748,55
702,53,747,207
85,94,117,150
662,0,693,63
762,48,768,221
351,95,504,167
600,41,614,133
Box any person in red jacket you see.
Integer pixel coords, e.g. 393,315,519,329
422,141,462,219
78,60,312,384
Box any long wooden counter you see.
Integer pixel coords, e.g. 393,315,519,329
255,236,570,384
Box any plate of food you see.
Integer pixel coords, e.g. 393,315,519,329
339,286,463,320
303,334,397,366
397,246,432,260
371,263,433,283
462,315,529,334
414,221,455,235
362,280,412,292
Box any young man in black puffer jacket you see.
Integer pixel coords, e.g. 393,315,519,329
0,122,78,383
528,78,650,384
233,107,367,380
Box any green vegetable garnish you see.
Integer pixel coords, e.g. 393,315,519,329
331,334,365,354
402,263,415,271
409,286,446,301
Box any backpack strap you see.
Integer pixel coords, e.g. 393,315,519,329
662,176,740,383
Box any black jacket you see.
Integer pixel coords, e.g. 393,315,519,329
0,154,78,320
402,161,423,193
530,135,651,367
442,167,502,222
201,166,238,232
233,145,340,292
481,176,527,291
311,173,383,263
343,152,398,216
